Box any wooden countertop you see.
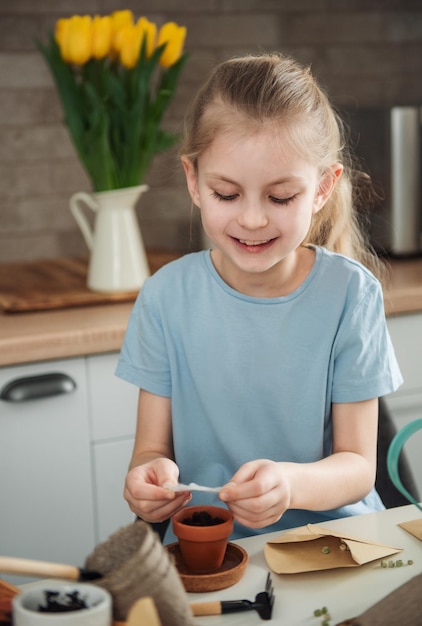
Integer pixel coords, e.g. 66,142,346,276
0,253,422,368
0,251,178,368
383,256,422,316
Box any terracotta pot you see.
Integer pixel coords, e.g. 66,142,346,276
172,505,233,574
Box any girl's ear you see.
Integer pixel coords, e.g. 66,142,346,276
313,163,343,214
181,157,200,207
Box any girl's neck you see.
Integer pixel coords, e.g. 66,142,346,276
210,246,315,298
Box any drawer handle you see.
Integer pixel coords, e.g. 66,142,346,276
0,373,76,402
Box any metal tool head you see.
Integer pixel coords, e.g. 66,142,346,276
253,572,275,620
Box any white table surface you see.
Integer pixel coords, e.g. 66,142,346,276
187,504,422,625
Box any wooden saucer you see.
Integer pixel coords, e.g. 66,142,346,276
167,542,248,593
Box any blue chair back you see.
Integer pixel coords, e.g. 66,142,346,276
387,419,422,512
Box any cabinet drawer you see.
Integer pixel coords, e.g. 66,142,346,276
87,353,138,441
93,438,135,543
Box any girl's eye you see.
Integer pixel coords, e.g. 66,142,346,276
211,191,296,204
212,191,238,202
270,195,296,205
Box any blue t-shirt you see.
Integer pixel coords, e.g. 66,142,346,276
116,247,403,541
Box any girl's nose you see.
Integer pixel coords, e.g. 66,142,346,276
237,202,269,230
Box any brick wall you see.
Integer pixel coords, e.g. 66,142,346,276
1,0,422,262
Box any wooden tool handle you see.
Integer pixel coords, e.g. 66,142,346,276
190,601,222,616
0,556,80,580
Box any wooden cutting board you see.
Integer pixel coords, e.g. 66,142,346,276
0,252,179,313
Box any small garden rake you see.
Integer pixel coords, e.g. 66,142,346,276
191,572,275,620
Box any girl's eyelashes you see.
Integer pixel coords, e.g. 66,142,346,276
211,190,297,205
211,190,238,201
269,194,296,205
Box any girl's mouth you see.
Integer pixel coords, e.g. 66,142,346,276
232,237,276,252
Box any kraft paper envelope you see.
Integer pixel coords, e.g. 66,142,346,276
398,518,422,541
264,524,402,574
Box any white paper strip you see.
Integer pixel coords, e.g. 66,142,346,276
163,481,223,493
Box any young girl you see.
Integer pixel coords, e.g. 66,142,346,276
116,53,402,541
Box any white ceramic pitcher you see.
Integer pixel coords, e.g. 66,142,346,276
70,185,150,293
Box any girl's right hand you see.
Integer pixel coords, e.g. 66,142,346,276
124,457,191,522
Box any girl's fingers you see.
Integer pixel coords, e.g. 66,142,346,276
230,498,284,528
129,492,191,522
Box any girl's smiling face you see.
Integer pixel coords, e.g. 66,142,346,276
182,125,341,296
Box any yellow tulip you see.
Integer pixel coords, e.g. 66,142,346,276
136,17,157,59
111,10,134,54
157,22,186,68
57,15,92,65
116,24,141,69
111,9,134,31
54,18,68,52
92,16,112,59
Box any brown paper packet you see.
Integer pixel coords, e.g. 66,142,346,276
336,573,422,626
265,524,402,574
398,518,422,541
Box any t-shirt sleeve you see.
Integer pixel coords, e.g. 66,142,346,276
115,282,172,397
332,281,403,403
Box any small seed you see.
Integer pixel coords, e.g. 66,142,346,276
322,546,331,554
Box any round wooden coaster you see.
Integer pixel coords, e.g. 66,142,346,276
167,542,248,593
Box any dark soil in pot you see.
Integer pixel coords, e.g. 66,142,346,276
181,511,225,526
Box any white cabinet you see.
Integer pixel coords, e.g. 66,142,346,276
86,352,138,543
0,358,95,584
87,353,138,441
92,439,136,542
0,352,138,584
385,313,422,499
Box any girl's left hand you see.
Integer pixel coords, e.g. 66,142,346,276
219,459,291,528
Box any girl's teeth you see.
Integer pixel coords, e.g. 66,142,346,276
239,239,270,246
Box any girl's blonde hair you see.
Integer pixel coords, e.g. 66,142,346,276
180,53,382,277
